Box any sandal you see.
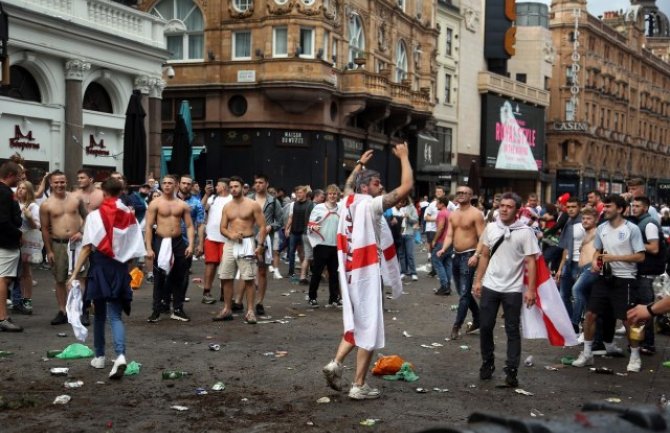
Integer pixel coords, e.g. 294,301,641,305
212,312,234,322
244,312,257,325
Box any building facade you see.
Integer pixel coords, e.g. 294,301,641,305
0,0,167,184
139,0,437,191
548,0,670,202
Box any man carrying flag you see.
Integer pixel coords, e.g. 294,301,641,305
321,142,413,400
68,178,146,379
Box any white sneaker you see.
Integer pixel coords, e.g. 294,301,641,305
605,343,625,358
411,275,419,281
627,357,641,373
577,332,584,344
615,324,626,335
348,383,381,400
571,352,594,367
322,360,344,391
269,265,276,273
273,269,283,279
109,354,127,379
400,274,407,280
90,356,106,369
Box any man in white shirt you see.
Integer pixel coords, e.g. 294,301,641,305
198,178,232,305
556,196,582,331
473,192,540,388
423,186,446,274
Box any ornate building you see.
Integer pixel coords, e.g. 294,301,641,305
139,0,437,189
548,0,670,201
0,0,166,183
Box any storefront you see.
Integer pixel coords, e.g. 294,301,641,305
657,181,670,204
414,133,457,198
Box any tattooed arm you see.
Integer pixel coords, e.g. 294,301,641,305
382,142,413,210
344,150,374,195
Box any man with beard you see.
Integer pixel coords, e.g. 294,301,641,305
213,177,266,324
40,171,88,326
145,175,195,323
72,169,103,212
176,175,205,306
436,185,485,339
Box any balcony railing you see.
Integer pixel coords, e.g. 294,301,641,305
477,71,550,107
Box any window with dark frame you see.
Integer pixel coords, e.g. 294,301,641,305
446,28,453,56
444,74,451,104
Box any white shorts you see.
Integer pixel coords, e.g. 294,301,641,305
273,232,280,252
0,248,20,278
302,234,313,261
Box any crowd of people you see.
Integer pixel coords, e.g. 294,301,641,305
1,148,670,396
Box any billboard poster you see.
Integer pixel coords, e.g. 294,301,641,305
482,95,545,171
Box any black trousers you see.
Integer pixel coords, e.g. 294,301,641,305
308,245,339,303
152,236,189,311
479,287,522,370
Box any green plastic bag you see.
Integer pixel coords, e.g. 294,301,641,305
662,361,670,369
124,361,142,376
55,343,94,359
383,362,419,382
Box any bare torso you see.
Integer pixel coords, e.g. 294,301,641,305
73,187,103,212
451,206,483,252
43,193,84,240
579,228,596,267
154,196,187,239
222,198,259,240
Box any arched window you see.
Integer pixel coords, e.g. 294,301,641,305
0,65,42,102
348,14,365,64
83,82,113,113
396,40,408,82
233,0,253,12
151,0,204,60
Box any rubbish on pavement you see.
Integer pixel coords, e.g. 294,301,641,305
605,397,622,403
47,350,63,358
431,343,443,347
195,387,208,396
383,362,419,382
306,421,315,426
590,367,614,374
560,356,575,365
415,388,428,393
524,356,534,367
403,331,412,338
124,361,141,376
663,361,670,368
433,388,449,393
241,398,249,403
63,380,83,389
468,384,477,388
275,351,288,358
53,395,71,405
55,343,94,360
515,389,534,396
191,277,202,283
544,366,559,371
50,368,69,376
171,405,189,411
0,350,13,357
530,409,545,417
57,332,67,338
372,355,404,376
420,344,434,349
360,419,380,426
316,397,331,404
459,345,470,350
450,305,458,311
212,382,226,391
208,343,221,351
162,370,189,379
615,372,628,377
66,281,88,342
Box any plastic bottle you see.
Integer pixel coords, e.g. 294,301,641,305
162,370,189,379
0,350,13,357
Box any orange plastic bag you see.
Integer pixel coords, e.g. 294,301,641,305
372,355,405,376
129,267,144,290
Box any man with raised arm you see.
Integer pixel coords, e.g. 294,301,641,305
322,142,412,400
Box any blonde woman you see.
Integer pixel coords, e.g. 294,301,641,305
16,180,41,314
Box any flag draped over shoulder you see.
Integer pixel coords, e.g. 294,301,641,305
336,194,402,351
82,198,146,263
521,255,578,347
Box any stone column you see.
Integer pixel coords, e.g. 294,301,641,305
64,59,90,184
148,78,166,178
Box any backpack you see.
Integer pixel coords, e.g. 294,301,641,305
636,215,668,276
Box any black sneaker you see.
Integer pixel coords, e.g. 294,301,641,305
308,299,319,308
171,308,190,322
434,286,451,296
80,310,90,327
11,302,32,315
159,303,171,314
232,302,244,312
50,311,68,326
147,310,160,323
504,367,518,387
255,303,265,316
0,317,23,332
479,361,495,380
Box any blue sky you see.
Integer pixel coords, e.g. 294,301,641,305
536,0,670,19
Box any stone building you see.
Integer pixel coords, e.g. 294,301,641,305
547,0,670,202
138,0,437,190
0,0,166,184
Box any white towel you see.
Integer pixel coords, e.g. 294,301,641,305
233,237,256,260
157,238,174,274
66,280,88,342
264,236,272,265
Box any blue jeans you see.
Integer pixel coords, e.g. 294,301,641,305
571,263,599,326
453,251,480,328
559,261,580,323
431,242,452,290
398,235,417,276
93,299,125,357
287,232,303,276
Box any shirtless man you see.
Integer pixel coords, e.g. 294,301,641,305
437,185,485,339
40,171,88,326
72,169,103,212
212,176,266,325
145,175,194,323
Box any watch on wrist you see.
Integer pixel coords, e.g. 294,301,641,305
647,302,657,317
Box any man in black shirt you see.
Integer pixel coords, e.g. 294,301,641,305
0,162,24,332
285,186,313,281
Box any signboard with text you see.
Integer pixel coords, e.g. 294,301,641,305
482,94,545,171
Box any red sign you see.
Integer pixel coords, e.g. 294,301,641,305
9,125,40,150
85,134,110,156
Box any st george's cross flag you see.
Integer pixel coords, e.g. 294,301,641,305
82,197,146,263
521,255,579,347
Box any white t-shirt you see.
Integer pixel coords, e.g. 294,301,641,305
482,223,541,293
205,194,232,243
424,200,438,232
572,223,586,262
644,222,660,241
594,220,645,279
20,202,40,232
